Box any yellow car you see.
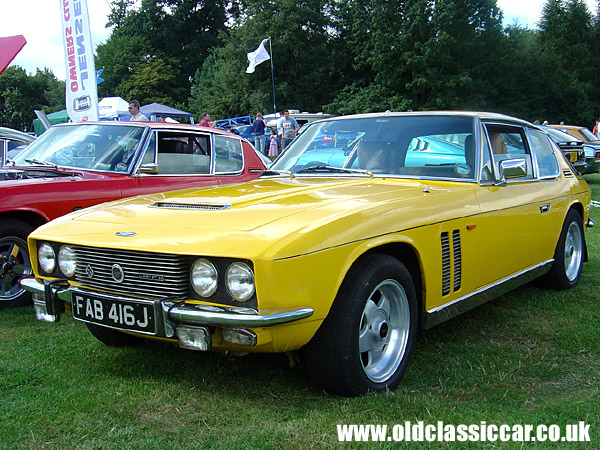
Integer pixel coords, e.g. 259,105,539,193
21,112,593,397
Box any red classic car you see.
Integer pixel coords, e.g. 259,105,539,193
0,121,268,308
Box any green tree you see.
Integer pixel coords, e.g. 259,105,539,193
327,0,506,113
189,0,340,118
0,67,64,131
96,0,230,105
537,0,598,124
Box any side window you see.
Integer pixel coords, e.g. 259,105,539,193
215,136,243,173
529,129,560,178
484,124,533,179
156,132,211,175
7,139,28,152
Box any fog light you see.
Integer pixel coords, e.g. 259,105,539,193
33,294,60,323
176,325,211,351
222,328,257,346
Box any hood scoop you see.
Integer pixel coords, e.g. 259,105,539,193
149,201,231,211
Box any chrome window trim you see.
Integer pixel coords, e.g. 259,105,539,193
134,129,216,177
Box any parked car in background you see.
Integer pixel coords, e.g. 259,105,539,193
0,121,268,308
549,124,600,174
263,110,333,129
24,112,592,396
0,127,35,166
233,124,275,149
541,126,587,173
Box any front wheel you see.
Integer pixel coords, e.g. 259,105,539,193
545,209,584,290
0,219,35,309
303,254,418,397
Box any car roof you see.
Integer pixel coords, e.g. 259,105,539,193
52,121,237,137
0,126,36,142
550,124,585,131
314,111,532,127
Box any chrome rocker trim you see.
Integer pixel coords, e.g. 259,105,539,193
423,260,553,329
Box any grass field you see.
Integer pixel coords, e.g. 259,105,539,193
1,176,599,449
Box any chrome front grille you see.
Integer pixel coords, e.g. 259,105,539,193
72,245,189,298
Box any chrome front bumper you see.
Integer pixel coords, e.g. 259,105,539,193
20,277,314,344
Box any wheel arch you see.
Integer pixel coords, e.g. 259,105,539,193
0,210,48,230
343,242,424,321
564,201,587,262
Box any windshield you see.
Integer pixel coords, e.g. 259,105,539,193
544,127,578,142
12,124,146,173
578,127,599,142
269,115,476,180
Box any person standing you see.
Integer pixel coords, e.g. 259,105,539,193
199,113,212,127
268,128,278,158
276,111,285,152
252,113,267,155
128,100,148,121
280,109,300,151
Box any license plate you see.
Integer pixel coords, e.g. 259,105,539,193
71,292,156,334
569,152,577,162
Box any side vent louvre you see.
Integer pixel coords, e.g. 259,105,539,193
441,229,462,296
563,169,574,178
452,229,462,291
441,232,451,296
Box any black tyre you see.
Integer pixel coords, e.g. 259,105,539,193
303,254,418,397
85,323,143,347
545,209,585,290
0,219,35,309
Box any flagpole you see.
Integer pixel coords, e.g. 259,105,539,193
269,37,276,114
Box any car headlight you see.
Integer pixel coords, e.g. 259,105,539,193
226,262,255,302
38,243,56,274
191,258,218,297
58,245,76,277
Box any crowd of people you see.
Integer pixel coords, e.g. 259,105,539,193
128,99,302,158
194,108,300,158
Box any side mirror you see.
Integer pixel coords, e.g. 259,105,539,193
138,163,159,174
500,158,527,179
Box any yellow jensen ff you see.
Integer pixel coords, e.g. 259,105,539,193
21,112,592,397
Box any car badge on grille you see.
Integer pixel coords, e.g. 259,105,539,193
112,264,125,283
85,264,94,278
115,231,137,237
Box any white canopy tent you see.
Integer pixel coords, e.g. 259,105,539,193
98,97,130,120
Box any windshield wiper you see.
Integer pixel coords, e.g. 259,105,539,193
260,169,295,178
296,165,373,177
24,158,57,168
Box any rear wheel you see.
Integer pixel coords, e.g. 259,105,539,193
0,219,34,309
545,209,584,290
303,254,418,397
85,323,143,347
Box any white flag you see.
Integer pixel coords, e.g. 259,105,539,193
246,38,270,74
60,0,99,121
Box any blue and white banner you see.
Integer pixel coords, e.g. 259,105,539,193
60,0,98,121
